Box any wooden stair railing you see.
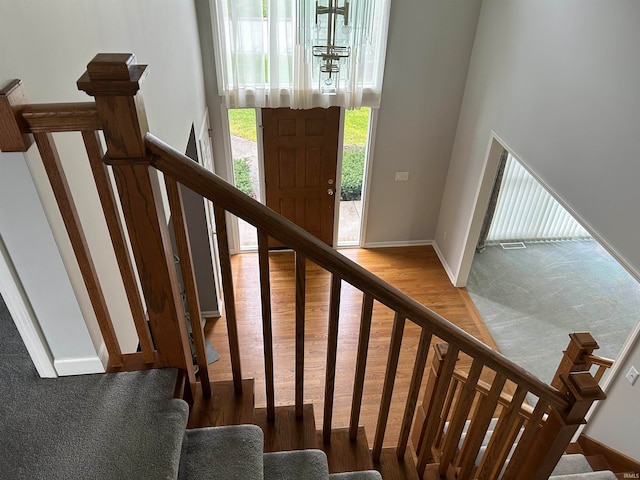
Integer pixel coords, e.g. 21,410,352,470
0,57,212,401
413,335,612,479
0,54,610,478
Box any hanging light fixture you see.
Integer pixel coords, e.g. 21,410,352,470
299,0,375,95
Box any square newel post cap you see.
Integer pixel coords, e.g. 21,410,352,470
560,372,606,424
77,53,148,97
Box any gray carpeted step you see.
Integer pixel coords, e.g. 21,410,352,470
178,425,264,480
329,471,383,480
264,449,329,480
3,368,189,480
550,472,617,480
551,454,593,476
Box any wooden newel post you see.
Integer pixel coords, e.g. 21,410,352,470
77,54,195,386
0,80,33,152
514,372,606,480
551,332,599,393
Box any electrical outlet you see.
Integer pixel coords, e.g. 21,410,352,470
626,366,639,386
395,171,409,181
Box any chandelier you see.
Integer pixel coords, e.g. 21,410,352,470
299,0,375,95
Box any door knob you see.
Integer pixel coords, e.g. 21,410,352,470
327,189,334,196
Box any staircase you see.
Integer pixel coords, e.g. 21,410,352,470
0,54,618,479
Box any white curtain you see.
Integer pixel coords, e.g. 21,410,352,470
211,0,390,109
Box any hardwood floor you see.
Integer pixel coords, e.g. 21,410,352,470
203,246,500,448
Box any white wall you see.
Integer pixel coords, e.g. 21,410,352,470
0,0,207,372
585,328,640,459
0,152,99,374
363,0,481,245
435,0,640,459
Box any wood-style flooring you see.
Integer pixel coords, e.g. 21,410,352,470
201,246,499,449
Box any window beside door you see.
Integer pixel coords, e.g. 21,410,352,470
337,107,370,246
228,108,260,250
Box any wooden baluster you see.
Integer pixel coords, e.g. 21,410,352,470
513,372,606,480
82,130,155,364
213,204,243,394
33,132,123,367
456,373,507,479
258,230,275,420
322,273,342,443
416,344,459,475
77,54,193,387
552,332,599,393
411,343,447,453
349,292,374,440
476,385,528,479
372,312,406,462
431,377,463,463
396,326,432,457
438,359,483,477
433,376,459,455
295,251,306,418
165,175,211,397
502,400,550,480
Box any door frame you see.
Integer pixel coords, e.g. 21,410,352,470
221,105,376,252
463,131,640,434
196,109,224,316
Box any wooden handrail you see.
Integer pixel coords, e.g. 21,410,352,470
19,102,101,133
583,354,614,369
145,133,570,412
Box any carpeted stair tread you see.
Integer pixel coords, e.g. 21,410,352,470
263,449,329,479
3,368,188,480
551,454,594,476
178,425,264,480
550,472,617,480
329,471,382,479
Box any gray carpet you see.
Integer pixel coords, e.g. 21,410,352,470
466,240,640,384
0,293,189,480
178,425,264,480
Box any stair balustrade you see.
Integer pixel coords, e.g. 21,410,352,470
0,53,612,478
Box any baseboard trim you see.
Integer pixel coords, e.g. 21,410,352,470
97,342,109,369
362,240,433,248
579,434,640,474
54,355,106,376
431,241,459,287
